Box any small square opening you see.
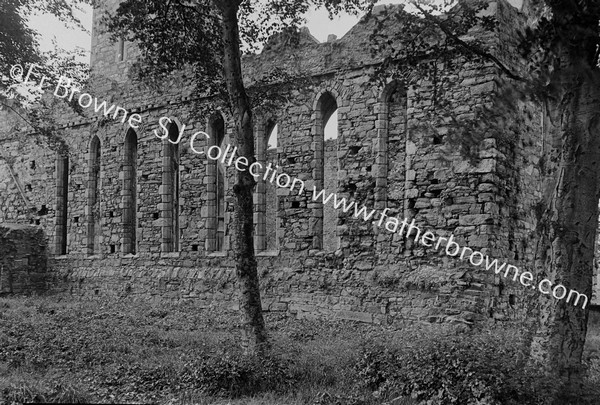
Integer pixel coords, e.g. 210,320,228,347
349,146,361,155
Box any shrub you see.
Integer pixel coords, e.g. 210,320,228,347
179,350,294,397
355,329,560,405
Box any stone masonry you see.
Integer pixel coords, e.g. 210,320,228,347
0,224,48,295
0,0,585,325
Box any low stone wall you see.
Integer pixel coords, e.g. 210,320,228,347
0,223,48,295
49,252,492,327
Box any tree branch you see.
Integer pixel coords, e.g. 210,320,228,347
0,99,37,132
0,98,68,155
410,0,525,82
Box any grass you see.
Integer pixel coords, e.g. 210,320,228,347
0,295,598,404
0,295,416,404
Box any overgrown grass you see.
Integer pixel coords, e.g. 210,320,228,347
0,295,599,404
0,295,385,404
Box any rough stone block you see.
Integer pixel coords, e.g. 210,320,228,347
336,310,373,323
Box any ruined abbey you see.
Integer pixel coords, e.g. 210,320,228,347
1,0,594,325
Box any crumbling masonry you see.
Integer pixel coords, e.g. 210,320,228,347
1,0,596,324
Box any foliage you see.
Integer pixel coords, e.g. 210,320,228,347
1,0,88,77
0,296,367,403
3,295,600,404
355,329,562,405
0,0,41,77
0,0,90,95
0,0,90,155
180,351,294,397
104,0,373,108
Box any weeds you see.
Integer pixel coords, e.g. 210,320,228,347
0,296,599,404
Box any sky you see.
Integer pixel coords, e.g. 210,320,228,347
27,4,93,60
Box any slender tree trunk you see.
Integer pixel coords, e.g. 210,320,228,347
213,0,268,354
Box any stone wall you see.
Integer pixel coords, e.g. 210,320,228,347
0,0,555,325
0,224,48,295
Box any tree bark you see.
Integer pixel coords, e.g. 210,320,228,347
213,0,269,354
527,6,600,381
529,80,600,381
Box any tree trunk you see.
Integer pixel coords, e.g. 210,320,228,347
525,3,600,384
214,0,268,354
529,81,600,382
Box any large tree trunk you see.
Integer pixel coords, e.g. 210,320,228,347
529,80,600,381
527,4,600,381
214,0,268,354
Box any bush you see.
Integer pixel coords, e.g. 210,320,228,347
355,329,560,405
180,350,294,397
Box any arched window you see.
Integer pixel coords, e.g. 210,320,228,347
383,82,407,215
117,38,126,61
206,114,227,252
55,154,69,255
267,123,278,150
88,136,102,255
123,129,137,254
265,123,279,251
375,81,408,254
162,122,180,252
314,91,339,251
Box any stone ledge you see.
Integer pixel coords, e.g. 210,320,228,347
257,250,280,257
207,252,229,259
160,252,181,259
